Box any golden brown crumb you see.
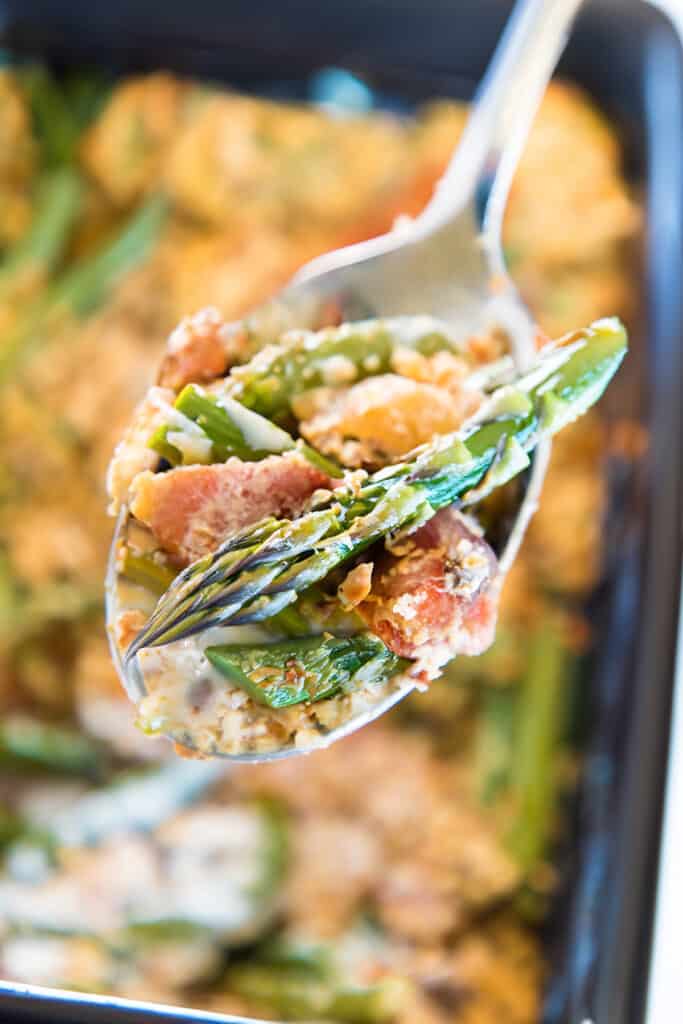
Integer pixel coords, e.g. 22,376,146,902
464,327,509,364
172,741,208,760
157,306,233,390
300,374,480,469
80,73,192,205
338,562,374,609
390,347,472,395
113,609,148,650
106,386,176,513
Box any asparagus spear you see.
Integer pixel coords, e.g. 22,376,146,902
149,383,341,475
266,601,314,638
0,195,168,383
0,715,105,778
53,194,167,318
225,963,408,1023
206,633,406,708
120,549,178,595
127,318,627,658
146,316,459,463
0,168,83,296
475,685,519,806
18,65,79,168
506,619,572,873
230,316,466,424
149,316,463,445
120,550,338,644
330,983,410,1024
0,805,28,849
60,72,111,145
18,66,109,168
250,935,334,979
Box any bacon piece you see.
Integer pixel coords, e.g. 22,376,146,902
130,452,330,565
357,507,499,674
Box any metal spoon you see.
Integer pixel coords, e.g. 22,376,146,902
107,0,583,761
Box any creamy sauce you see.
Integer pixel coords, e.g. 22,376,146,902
128,621,409,757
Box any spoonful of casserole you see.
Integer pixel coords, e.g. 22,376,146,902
105,0,624,760
107,314,625,758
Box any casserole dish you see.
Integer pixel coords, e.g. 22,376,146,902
0,1,681,1021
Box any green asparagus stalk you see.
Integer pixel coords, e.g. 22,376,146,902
250,936,334,980
149,317,463,444
266,601,314,637
0,715,105,778
18,66,109,168
126,319,627,659
255,798,290,903
0,805,28,848
53,194,167,317
149,383,341,476
475,685,519,806
60,72,111,144
0,195,168,384
228,316,464,424
120,549,336,641
121,549,178,595
330,983,410,1024
225,963,408,1023
19,65,80,167
120,919,216,944
0,168,83,296
206,633,406,708
506,620,572,874
0,551,20,651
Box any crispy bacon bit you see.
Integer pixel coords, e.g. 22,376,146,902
157,306,234,391
130,452,330,565
358,507,499,674
338,562,374,610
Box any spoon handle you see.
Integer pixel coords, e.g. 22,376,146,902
419,0,584,247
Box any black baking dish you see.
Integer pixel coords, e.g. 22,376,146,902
0,1,681,1022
